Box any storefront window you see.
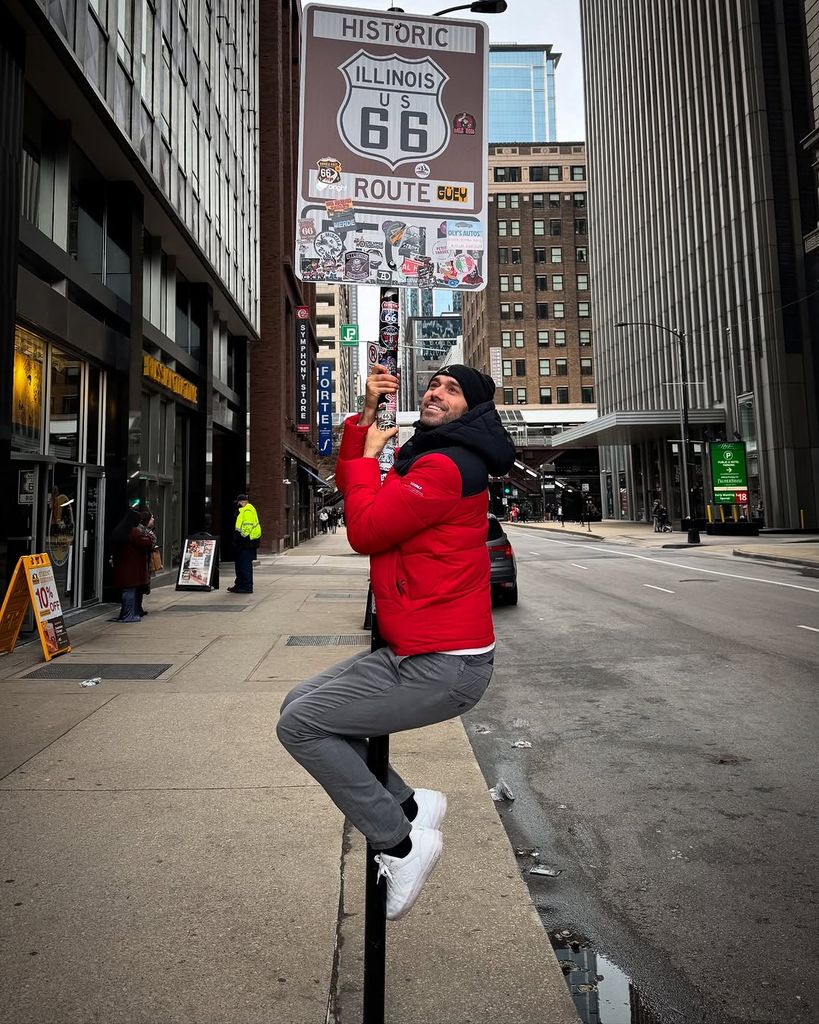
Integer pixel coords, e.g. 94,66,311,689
12,327,46,453
47,463,78,608
49,349,82,461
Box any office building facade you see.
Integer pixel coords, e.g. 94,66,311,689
1,0,262,611
489,45,560,144
462,142,600,515
562,0,819,526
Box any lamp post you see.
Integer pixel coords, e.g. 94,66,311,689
614,320,701,545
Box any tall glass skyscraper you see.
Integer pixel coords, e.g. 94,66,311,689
489,45,560,143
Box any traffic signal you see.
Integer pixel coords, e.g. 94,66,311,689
504,485,511,494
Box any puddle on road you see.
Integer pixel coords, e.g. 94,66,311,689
549,928,666,1024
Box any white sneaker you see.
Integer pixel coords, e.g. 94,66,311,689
412,789,448,831
374,825,443,921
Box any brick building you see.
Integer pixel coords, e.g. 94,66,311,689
254,0,320,551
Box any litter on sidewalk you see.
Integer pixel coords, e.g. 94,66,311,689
530,865,562,877
511,739,532,748
79,677,101,687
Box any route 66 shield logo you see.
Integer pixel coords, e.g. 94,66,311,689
337,51,450,171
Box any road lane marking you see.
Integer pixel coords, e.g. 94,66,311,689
644,584,675,594
797,625,819,633
571,563,589,570
527,538,819,594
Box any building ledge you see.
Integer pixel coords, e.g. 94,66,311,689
550,408,726,447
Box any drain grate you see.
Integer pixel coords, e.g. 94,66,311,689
25,662,172,680
311,592,368,600
286,634,370,647
164,604,248,612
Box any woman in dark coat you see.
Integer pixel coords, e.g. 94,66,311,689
111,509,153,622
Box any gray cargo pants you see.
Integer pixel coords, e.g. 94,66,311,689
276,646,494,849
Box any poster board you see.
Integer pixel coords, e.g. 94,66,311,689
0,553,71,661
175,535,220,591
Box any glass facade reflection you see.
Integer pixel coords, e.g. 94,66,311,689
489,46,560,143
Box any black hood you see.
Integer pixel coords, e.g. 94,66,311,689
393,400,516,477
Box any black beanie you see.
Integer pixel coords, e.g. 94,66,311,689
436,364,496,410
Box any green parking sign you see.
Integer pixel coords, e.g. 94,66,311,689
710,442,748,504
340,324,359,346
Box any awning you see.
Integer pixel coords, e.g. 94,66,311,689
301,465,332,488
549,408,726,448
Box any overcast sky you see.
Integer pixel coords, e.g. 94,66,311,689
302,0,586,363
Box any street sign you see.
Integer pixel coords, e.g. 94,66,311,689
317,361,334,455
295,5,488,291
295,306,311,433
340,324,359,346
0,553,71,661
710,441,748,504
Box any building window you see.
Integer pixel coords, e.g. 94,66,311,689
515,358,526,377
502,359,512,378
581,385,595,403
529,165,545,181
498,247,509,264
557,387,569,404
579,329,591,346
537,329,549,345
570,165,586,180
549,193,560,208
494,166,522,182
503,387,513,404
548,166,562,181
553,302,565,318
516,387,527,404
540,387,552,404
578,301,591,318
141,0,155,109
532,192,544,209
513,303,524,319
509,193,520,208
554,330,566,346
512,275,522,291
573,192,586,208
498,221,508,236
552,273,563,290
536,302,548,319
576,246,588,262
581,358,593,375
551,246,562,263
497,193,508,209
500,275,510,292
536,275,547,291
511,247,521,264
533,219,545,236
514,330,525,347
510,220,520,236
501,330,511,347
550,218,562,236
575,219,587,235
539,358,550,376
500,303,511,320
556,358,568,376
160,37,172,139
578,273,589,290
534,247,547,263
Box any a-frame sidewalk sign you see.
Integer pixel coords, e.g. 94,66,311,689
0,553,72,662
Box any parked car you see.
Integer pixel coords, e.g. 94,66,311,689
487,513,518,605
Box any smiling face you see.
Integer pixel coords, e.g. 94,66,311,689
419,374,469,427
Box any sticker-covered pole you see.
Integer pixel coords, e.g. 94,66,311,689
362,287,400,1024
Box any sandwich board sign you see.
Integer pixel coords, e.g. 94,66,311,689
296,4,488,291
0,553,71,661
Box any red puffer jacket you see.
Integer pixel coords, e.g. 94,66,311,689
337,402,515,655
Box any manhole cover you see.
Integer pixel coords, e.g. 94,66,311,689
25,662,172,679
285,635,370,646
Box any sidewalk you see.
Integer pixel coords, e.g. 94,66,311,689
0,532,579,1024
506,518,819,568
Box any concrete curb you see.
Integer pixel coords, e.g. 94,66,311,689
732,548,819,570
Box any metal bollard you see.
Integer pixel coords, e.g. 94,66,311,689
363,607,388,1024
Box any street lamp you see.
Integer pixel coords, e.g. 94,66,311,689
388,2,508,14
614,320,701,545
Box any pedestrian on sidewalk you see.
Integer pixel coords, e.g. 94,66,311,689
136,509,158,616
277,362,515,921
228,494,261,594
110,507,154,621
318,508,329,533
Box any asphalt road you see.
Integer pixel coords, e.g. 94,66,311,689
468,528,819,1024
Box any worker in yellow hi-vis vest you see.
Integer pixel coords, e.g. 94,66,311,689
228,494,261,594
